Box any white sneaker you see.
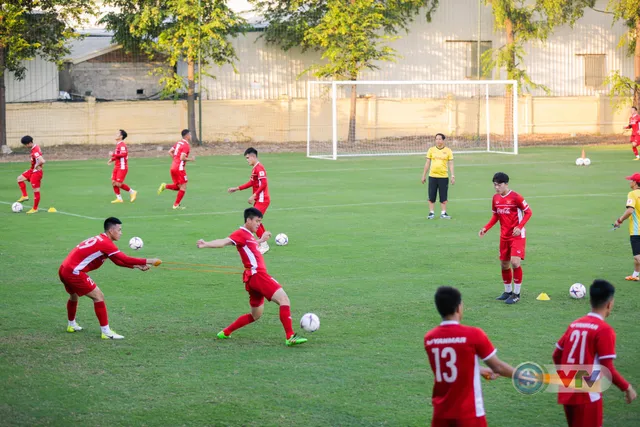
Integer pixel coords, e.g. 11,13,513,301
101,330,125,340
258,242,270,254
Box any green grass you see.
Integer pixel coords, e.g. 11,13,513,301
1,145,640,426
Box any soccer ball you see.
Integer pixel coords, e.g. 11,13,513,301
300,313,320,333
275,233,289,246
575,158,585,166
583,158,591,166
129,236,144,250
569,283,586,299
11,202,23,213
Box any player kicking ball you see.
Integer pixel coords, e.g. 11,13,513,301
58,217,162,339
196,207,307,346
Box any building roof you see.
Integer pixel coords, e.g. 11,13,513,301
65,29,120,64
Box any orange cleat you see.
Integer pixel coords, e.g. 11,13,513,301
625,275,639,281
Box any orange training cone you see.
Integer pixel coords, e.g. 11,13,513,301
581,149,586,159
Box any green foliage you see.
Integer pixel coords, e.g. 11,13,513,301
0,0,95,79
607,0,639,56
604,70,638,111
101,0,247,98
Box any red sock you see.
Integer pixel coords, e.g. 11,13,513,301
93,301,109,327
501,269,513,285
633,146,638,156
223,313,255,336
67,299,78,321
257,223,265,238
113,186,121,195
279,305,294,339
33,192,40,210
174,190,185,206
18,181,27,197
120,183,131,192
166,184,179,191
513,266,523,285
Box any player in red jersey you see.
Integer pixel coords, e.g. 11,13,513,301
425,286,516,427
158,129,195,209
227,147,271,254
196,207,307,346
552,279,637,427
624,106,640,160
58,217,162,339
478,172,532,305
16,135,45,214
107,129,138,204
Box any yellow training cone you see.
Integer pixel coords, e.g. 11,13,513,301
536,292,550,301
47,207,57,213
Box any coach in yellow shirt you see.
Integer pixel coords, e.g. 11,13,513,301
421,133,455,219
614,173,640,281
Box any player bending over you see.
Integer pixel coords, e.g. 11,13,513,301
553,279,636,427
58,217,161,339
16,135,45,214
108,129,137,203
197,207,307,346
425,286,516,427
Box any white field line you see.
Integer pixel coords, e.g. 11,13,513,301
0,200,101,220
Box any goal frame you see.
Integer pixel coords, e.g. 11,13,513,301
306,80,518,160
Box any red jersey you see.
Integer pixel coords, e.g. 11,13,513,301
30,144,43,171
171,139,190,171
424,321,497,420
228,227,267,276
554,313,618,405
61,233,145,274
491,191,530,240
111,141,128,170
239,162,270,204
628,113,640,137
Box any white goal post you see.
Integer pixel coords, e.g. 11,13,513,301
306,80,518,160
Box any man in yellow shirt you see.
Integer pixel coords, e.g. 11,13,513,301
421,133,455,219
614,173,640,280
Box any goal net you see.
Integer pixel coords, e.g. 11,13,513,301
307,80,518,159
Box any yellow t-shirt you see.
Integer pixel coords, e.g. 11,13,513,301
626,189,640,235
426,146,454,178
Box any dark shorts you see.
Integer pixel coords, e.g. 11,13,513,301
630,235,640,256
428,176,449,203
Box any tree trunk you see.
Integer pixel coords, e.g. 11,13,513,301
187,60,199,145
504,17,515,139
0,47,7,149
348,82,357,143
634,18,640,108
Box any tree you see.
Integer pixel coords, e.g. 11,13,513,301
0,1,94,151
101,0,246,144
252,0,438,143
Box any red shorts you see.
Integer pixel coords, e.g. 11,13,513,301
111,168,128,183
499,238,526,261
432,416,487,427
170,169,188,185
21,169,43,189
254,202,270,215
244,272,282,307
631,136,640,146
563,400,602,427
58,265,97,297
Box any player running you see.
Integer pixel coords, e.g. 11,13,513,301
613,173,640,281
107,129,137,203
158,129,194,209
16,135,45,214
552,279,637,427
421,133,455,219
425,286,516,427
624,106,640,160
58,217,162,339
196,207,307,347
228,148,271,254
479,172,532,304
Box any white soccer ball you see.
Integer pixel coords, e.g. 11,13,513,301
11,202,23,213
569,283,586,299
129,236,144,250
300,313,320,333
583,158,591,166
575,158,585,166
275,233,289,246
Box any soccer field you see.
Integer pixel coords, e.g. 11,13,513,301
1,145,640,426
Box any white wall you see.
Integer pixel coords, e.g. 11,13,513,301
4,56,59,102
